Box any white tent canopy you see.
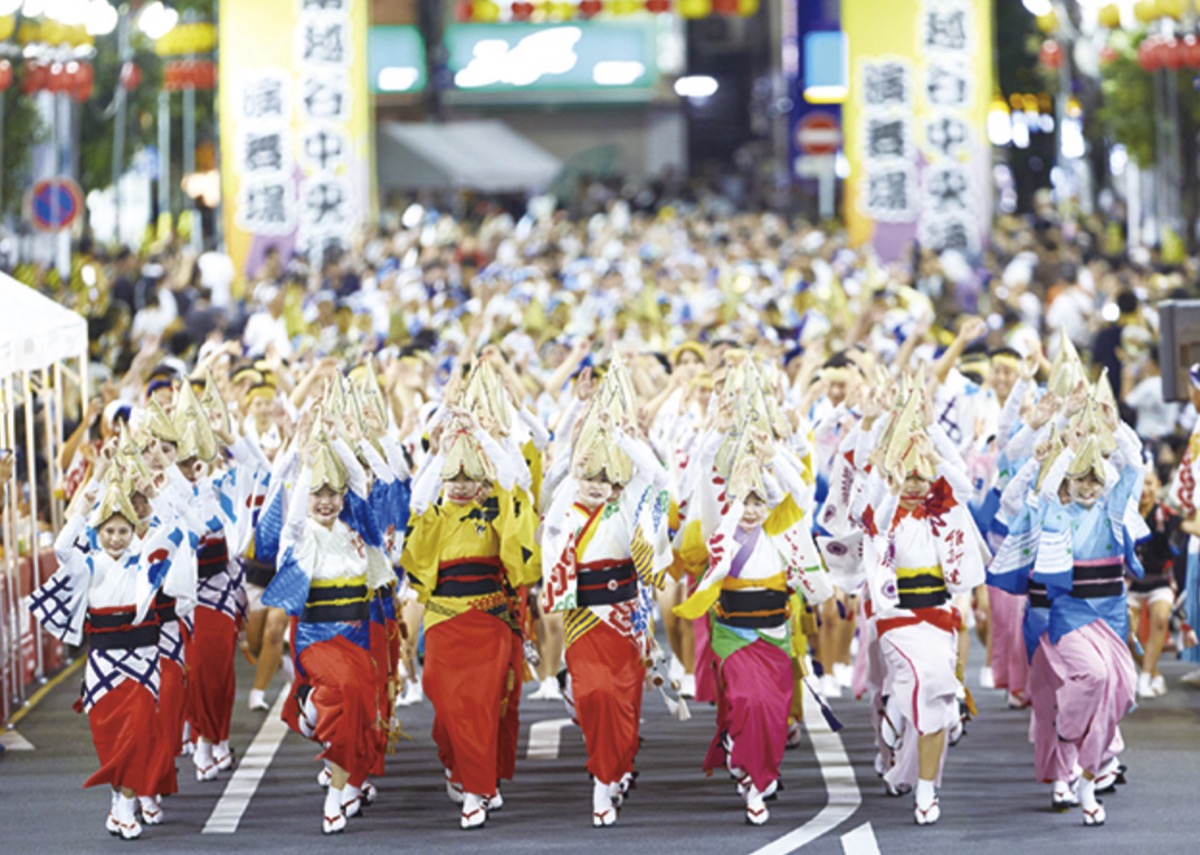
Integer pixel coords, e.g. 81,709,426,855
0,272,88,376
377,120,563,194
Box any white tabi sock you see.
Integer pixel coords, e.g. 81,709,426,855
1078,777,1100,812
324,786,345,819
915,779,936,809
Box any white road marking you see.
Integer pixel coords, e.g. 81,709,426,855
748,703,864,855
840,821,881,855
0,728,35,750
525,717,573,760
202,683,292,834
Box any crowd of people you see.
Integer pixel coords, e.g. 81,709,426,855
6,186,1200,839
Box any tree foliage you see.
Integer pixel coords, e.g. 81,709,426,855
1096,32,1159,168
78,0,215,199
1,70,48,217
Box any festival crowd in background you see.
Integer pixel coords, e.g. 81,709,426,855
4,178,1200,838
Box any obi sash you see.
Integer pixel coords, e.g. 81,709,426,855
197,535,229,579
86,607,161,651
576,559,637,607
715,588,789,630
896,565,949,610
1070,558,1124,600
301,578,370,624
433,556,503,598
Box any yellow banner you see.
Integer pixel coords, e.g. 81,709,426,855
843,0,992,261
219,0,372,286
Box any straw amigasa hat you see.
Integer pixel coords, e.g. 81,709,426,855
725,428,770,503
440,412,496,483
570,357,636,485
880,379,937,485
1065,435,1107,483
201,368,232,438
1035,424,1067,492
1047,330,1085,398
350,359,390,427
461,358,512,438
174,379,219,463
143,399,181,445
90,463,140,529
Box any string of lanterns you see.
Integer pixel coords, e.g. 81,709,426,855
158,21,216,92
455,0,759,23
1035,1,1200,74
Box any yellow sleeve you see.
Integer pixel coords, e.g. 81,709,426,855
522,439,543,507
497,485,542,588
399,504,442,604
763,494,804,536
675,519,710,578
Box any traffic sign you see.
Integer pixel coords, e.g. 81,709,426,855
30,178,83,232
796,112,841,156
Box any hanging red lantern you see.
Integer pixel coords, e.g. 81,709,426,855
1098,44,1118,66
645,0,670,11
511,0,534,19
1153,36,1175,70
0,60,12,93
22,61,46,95
579,0,603,16
454,0,473,21
73,61,94,102
1164,37,1188,70
119,61,142,91
1138,37,1159,71
713,0,738,13
62,61,80,93
47,62,69,94
1184,34,1200,69
1038,39,1063,70
201,61,217,90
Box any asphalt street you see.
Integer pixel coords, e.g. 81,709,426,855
2,640,1198,855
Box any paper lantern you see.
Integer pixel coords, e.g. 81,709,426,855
677,0,711,18
0,14,15,43
22,61,47,95
1137,38,1157,71
1185,34,1200,68
1035,11,1058,33
120,61,143,92
645,0,670,12
1038,39,1063,70
0,60,12,93
471,0,501,22
454,0,473,21
511,1,535,19
1097,3,1121,28
545,1,577,18
1158,0,1185,20
73,61,94,102
579,0,604,16
713,0,739,15
1098,44,1118,66
1165,37,1188,70
47,62,69,94
604,0,642,15
736,0,759,15
1133,0,1160,23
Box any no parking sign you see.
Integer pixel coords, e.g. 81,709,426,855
30,178,83,232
